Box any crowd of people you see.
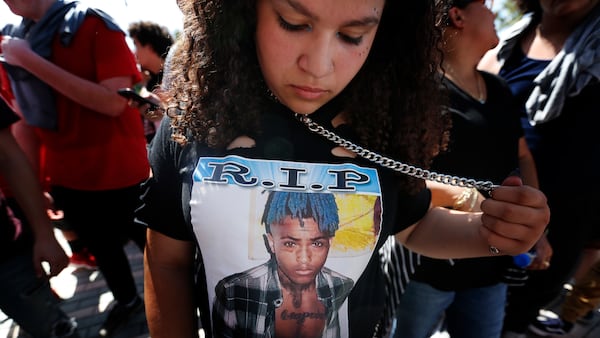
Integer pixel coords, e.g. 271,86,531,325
394,0,542,337
479,0,599,336
0,0,597,337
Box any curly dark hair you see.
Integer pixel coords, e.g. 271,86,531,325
165,0,449,193
128,21,174,59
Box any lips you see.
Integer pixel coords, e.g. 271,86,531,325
291,85,328,100
295,268,315,276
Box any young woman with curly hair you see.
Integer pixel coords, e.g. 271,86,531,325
138,1,550,337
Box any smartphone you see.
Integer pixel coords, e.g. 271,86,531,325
117,88,160,110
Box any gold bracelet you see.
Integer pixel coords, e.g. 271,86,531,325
454,187,478,211
453,188,472,210
467,188,479,211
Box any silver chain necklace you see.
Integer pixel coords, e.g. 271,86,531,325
295,114,497,192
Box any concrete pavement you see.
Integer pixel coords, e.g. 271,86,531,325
0,233,149,338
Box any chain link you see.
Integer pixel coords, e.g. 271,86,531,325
296,114,497,192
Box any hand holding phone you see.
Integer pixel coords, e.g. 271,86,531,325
117,88,160,110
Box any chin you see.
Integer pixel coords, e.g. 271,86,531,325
287,102,324,116
278,97,326,116
292,277,316,286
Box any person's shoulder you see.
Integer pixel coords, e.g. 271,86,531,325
479,70,506,84
318,267,354,300
216,262,271,288
59,3,122,40
321,266,353,286
78,13,121,34
479,46,502,74
480,70,511,93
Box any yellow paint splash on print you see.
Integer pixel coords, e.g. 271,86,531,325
330,194,379,256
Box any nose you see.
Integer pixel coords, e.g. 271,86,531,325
297,246,311,264
297,36,334,78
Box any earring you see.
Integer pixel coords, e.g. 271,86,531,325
266,88,279,102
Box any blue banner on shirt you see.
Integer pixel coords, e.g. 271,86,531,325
193,155,381,195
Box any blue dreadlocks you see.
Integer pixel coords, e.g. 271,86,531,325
261,191,339,236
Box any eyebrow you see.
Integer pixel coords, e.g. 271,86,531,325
281,235,330,242
285,0,381,27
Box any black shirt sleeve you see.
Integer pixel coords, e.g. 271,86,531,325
136,116,194,241
393,187,431,233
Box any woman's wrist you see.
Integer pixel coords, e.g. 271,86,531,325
454,187,478,211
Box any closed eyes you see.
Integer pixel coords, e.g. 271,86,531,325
277,15,364,46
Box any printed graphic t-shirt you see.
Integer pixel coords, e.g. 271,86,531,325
139,102,431,337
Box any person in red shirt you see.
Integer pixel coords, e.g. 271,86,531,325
1,0,150,336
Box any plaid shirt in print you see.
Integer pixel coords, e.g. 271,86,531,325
212,258,354,337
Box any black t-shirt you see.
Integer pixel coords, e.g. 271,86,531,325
500,45,600,245
500,45,600,195
138,100,431,337
410,72,522,290
0,98,34,262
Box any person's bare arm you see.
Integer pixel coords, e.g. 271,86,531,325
396,176,549,258
427,181,484,212
478,46,501,74
517,137,554,269
396,207,490,259
10,116,41,171
517,137,539,189
1,37,131,116
145,229,199,338
0,128,67,276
